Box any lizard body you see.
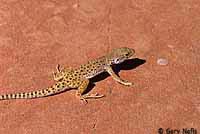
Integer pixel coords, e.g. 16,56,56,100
0,47,135,101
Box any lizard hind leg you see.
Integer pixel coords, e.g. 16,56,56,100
52,64,65,81
53,65,73,81
76,79,104,102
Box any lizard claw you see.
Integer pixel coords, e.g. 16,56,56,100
121,80,133,86
56,64,61,72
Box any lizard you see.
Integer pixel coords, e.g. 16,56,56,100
0,47,135,101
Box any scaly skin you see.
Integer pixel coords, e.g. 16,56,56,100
0,47,135,101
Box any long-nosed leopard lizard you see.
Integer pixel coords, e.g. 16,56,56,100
0,47,135,102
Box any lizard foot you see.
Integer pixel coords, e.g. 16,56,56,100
56,64,61,72
76,93,105,103
81,93,105,99
120,80,133,86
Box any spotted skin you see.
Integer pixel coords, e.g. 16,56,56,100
0,47,135,101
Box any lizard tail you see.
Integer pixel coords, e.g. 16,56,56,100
0,81,68,100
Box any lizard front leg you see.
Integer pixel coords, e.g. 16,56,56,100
76,79,104,102
105,66,133,86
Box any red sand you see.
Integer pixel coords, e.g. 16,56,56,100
0,0,199,133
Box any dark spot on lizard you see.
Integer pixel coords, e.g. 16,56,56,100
57,84,60,88
47,89,52,93
13,94,17,98
22,93,26,97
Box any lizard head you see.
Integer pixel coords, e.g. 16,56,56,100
106,47,135,65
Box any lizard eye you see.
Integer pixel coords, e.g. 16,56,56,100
113,58,121,64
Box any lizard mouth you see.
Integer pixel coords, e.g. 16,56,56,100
128,55,135,60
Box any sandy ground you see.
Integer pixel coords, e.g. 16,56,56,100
0,0,199,134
